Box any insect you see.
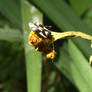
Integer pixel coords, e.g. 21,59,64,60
29,22,52,39
28,22,56,59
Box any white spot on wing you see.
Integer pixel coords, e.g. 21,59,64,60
29,22,37,30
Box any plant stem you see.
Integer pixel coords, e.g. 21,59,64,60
51,31,92,41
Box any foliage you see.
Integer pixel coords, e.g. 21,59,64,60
0,0,92,92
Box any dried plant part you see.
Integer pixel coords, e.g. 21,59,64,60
51,31,92,41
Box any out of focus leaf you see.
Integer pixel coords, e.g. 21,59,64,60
55,40,92,92
0,0,22,29
84,8,92,29
0,28,23,42
68,40,92,92
70,0,92,15
21,0,42,92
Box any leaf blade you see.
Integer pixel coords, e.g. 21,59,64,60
70,0,92,15
68,39,92,92
0,28,23,42
21,1,42,92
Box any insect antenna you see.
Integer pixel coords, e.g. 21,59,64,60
45,26,52,30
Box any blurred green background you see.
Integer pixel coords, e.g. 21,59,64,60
0,0,92,92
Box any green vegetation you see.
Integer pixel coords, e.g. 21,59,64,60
0,0,92,92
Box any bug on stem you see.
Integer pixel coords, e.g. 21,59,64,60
28,22,56,59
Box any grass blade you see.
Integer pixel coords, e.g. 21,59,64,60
55,40,92,92
0,0,22,29
68,39,92,92
70,0,92,15
21,0,42,92
0,28,23,42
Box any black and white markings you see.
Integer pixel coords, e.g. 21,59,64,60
29,22,52,39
